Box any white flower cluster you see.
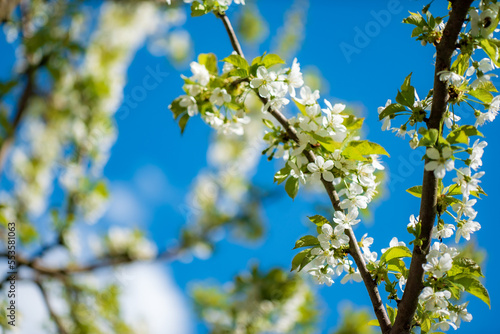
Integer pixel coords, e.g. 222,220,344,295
419,243,472,331
178,55,388,285
469,2,499,38
306,211,384,287
178,58,251,136
171,0,245,6
105,226,158,261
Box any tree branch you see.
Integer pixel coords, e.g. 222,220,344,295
391,2,474,333
218,12,392,333
218,12,245,58
0,69,34,177
36,280,69,334
13,246,180,278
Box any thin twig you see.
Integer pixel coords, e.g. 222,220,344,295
218,13,245,58
218,13,392,333
36,280,69,334
14,246,180,277
390,2,474,333
0,1,36,177
0,70,34,176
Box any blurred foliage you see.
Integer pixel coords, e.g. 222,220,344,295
330,305,376,334
191,265,319,334
236,2,268,44
271,0,309,61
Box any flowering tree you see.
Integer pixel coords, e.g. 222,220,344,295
0,0,497,333
168,1,497,333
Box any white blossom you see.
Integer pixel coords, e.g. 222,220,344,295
189,61,210,86
449,303,473,328
209,87,231,106
339,182,369,211
333,209,360,234
381,237,406,254
438,71,465,86
377,99,392,131
286,58,304,97
309,266,334,286
423,252,453,278
469,139,487,170
455,219,481,243
452,198,477,220
307,156,334,182
341,268,362,284
452,167,484,200
179,95,198,116
424,147,454,179
419,287,451,312
432,223,456,239
288,160,306,184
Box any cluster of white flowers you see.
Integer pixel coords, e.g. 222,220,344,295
400,210,475,330
174,54,389,286
170,0,245,7
418,242,473,330
177,57,251,136
306,210,386,286
469,2,500,38
106,226,158,260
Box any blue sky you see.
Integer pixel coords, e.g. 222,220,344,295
2,1,500,333
106,1,500,332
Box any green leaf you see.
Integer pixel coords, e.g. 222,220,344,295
480,39,500,67
178,114,190,134
468,88,493,103
386,304,397,325
380,246,412,264
367,319,380,327
447,185,486,198
251,52,266,66
293,235,320,249
285,176,299,199
274,165,291,184
222,54,249,70
228,68,248,78
403,12,425,27
291,249,308,272
418,128,439,147
452,54,470,77
169,98,185,119
262,54,285,68
395,73,415,107
0,80,17,98
308,215,330,227
421,317,432,333
310,133,342,152
406,185,423,198
190,1,209,17
378,103,407,120
197,53,218,74
448,276,490,308
447,125,483,145
342,140,390,161
344,115,364,130
293,99,307,116
387,258,407,273
448,258,484,277
291,248,316,272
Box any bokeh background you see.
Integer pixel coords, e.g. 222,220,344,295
1,0,499,333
